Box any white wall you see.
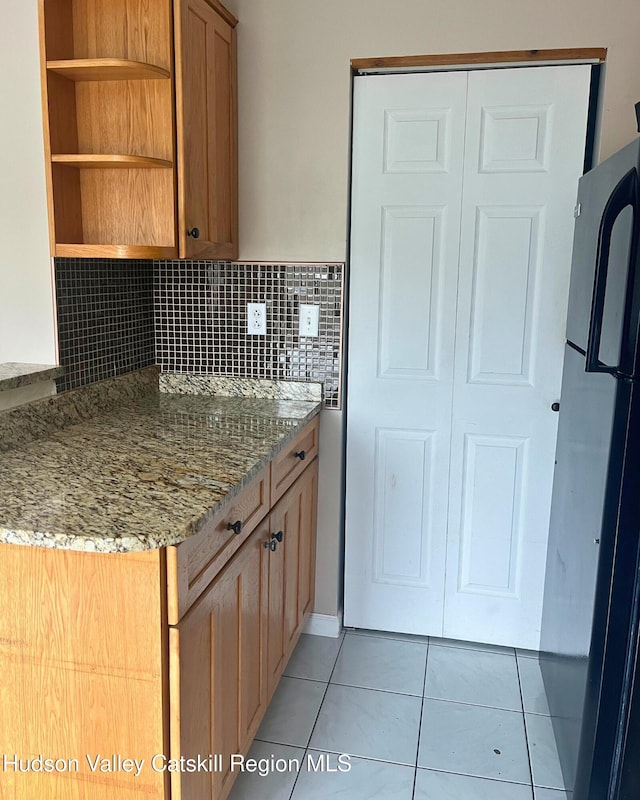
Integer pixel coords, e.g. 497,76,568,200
231,0,640,618
0,1,57,365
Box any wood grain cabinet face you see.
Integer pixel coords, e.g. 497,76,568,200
0,422,318,800
170,452,319,800
166,466,270,624
38,0,238,259
175,0,238,259
171,519,269,800
271,417,320,505
266,458,319,699
0,547,169,800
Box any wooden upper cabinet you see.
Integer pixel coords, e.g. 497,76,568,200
38,0,238,259
175,0,238,259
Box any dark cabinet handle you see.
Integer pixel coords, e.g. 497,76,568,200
272,531,284,543
294,450,306,461
187,227,200,239
551,402,560,412
264,539,277,552
227,520,243,535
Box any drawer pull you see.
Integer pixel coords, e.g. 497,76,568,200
272,530,284,543
294,450,306,461
264,539,277,552
227,520,243,535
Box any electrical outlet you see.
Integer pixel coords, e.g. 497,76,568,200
247,303,267,335
299,304,320,337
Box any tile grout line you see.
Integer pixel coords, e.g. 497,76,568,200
250,744,551,789
253,634,347,798
415,694,527,713
329,678,425,698
279,632,545,797
412,764,538,786
284,629,349,798
346,627,430,645
410,640,431,798
515,653,537,798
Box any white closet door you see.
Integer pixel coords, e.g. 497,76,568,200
344,72,468,634
443,66,591,649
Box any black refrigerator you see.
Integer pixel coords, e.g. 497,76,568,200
540,137,640,800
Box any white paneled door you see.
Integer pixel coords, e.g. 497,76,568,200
344,72,468,635
344,65,591,649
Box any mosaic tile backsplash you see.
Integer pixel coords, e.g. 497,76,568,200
54,260,344,408
55,259,155,393
154,262,344,408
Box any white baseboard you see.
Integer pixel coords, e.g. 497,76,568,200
303,611,343,638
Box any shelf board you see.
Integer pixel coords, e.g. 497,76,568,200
47,59,171,81
55,244,178,259
51,154,173,169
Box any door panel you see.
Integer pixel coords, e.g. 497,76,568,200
444,65,591,648
344,71,468,634
373,428,435,586
378,206,445,380
346,64,592,645
479,104,552,173
458,433,528,596
467,206,542,385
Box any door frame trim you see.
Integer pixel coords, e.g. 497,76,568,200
352,47,607,74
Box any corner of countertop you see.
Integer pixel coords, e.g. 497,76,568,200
0,363,65,393
0,365,160,453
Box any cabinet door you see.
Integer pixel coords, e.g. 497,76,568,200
297,459,318,627
175,0,238,259
171,520,268,800
266,460,318,698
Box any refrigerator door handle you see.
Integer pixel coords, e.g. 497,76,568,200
586,168,639,374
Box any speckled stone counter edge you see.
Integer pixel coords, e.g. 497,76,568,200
0,366,323,553
160,373,323,402
0,400,321,554
0,363,65,392
0,367,160,453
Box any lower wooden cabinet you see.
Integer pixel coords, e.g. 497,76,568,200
267,459,318,698
170,518,269,800
0,425,319,800
173,458,318,800
0,546,169,800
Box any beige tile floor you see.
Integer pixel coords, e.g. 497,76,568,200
227,630,574,800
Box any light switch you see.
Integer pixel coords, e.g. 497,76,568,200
299,304,320,337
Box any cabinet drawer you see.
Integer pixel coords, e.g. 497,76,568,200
166,465,270,623
270,417,319,505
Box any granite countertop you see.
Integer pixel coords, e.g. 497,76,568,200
0,392,321,553
0,362,64,392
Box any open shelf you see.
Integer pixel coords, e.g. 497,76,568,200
47,58,171,81
51,154,173,169
40,0,178,256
